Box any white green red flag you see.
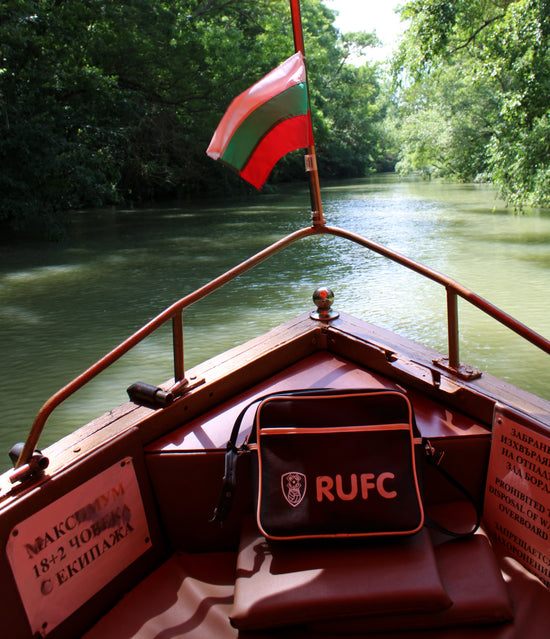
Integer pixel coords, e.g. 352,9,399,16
206,52,312,190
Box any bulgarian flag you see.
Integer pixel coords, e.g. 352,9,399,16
206,52,313,190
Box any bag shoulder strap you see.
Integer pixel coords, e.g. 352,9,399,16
423,439,482,538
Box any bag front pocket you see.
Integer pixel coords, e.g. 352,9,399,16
255,407,424,540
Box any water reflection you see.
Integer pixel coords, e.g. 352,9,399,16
1,176,549,471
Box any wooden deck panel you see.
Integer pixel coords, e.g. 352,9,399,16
147,351,489,454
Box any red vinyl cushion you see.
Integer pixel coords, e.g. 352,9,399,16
308,534,513,634
229,517,450,631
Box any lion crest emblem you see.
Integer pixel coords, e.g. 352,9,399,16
281,472,306,507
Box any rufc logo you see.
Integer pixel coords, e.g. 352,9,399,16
281,472,306,507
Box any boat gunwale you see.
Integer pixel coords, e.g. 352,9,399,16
4,308,550,508
13,223,550,471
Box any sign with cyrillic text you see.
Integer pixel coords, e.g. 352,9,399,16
484,408,550,588
7,457,151,636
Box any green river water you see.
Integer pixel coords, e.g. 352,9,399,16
1,175,550,472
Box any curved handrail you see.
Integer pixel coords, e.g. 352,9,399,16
15,223,550,469
324,226,550,356
14,225,319,468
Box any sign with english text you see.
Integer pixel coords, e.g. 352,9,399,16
484,408,550,588
7,457,151,636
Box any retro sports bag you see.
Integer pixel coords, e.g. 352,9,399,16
213,388,425,541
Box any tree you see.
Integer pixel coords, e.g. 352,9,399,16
1,1,129,235
1,0,386,238
393,0,550,206
393,58,496,180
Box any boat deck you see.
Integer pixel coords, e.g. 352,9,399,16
84,525,550,639
83,351,549,638
149,351,490,451
5,317,550,638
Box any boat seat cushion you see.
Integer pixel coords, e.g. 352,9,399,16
230,517,451,631
307,533,513,634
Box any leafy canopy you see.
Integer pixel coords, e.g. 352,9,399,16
393,0,550,208
0,0,386,237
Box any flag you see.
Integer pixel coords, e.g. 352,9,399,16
206,52,312,190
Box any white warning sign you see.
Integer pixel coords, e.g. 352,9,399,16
7,457,151,636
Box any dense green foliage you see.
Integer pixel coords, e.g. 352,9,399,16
3,1,549,237
0,0,385,236
393,0,550,208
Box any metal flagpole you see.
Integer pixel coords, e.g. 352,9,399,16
289,0,325,226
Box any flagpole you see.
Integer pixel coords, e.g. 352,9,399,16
289,0,325,226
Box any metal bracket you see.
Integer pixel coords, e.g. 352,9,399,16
305,154,317,172
170,376,205,396
8,444,49,485
433,357,482,381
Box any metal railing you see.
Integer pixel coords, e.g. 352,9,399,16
14,223,550,471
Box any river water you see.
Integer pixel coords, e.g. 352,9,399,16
1,175,550,471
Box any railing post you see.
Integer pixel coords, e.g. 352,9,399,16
172,310,185,382
446,287,460,369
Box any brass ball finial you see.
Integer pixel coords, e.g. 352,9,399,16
310,286,339,321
